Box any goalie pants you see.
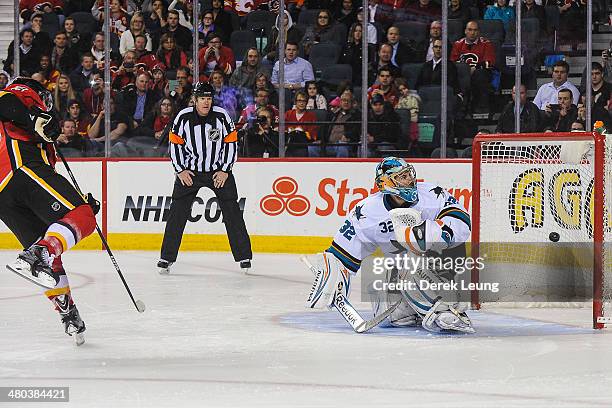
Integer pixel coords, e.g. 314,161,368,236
0,162,87,249
160,171,252,263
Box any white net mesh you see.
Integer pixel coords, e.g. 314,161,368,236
474,133,612,327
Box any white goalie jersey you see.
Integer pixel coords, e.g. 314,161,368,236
326,182,472,273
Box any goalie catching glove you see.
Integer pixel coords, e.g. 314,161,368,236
389,208,454,255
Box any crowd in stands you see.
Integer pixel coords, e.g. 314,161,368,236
1,0,611,158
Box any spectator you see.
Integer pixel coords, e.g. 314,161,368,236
369,43,401,82
19,0,63,23
198,10,227,47
542,88,578,132
90,32,106,71
211,0,233,37
521,0,546,35
130,97,175,155
570,121,585,131
69,53,97,92
309,89,361,157
301,9,344,56
31,72,46,85
94,0,129,37
120,12,153,56
230,48,267,90
355,7,377,44
87,98,131,154
334,0,358,29
0,71,9,90
56,119,85,155
145,0,168,38
134,34,158,71
484,0,515,30
496,84,541,133
395,78,421,140
118,72,161,127
83,72,105,116
368,94,400,156
253,72,278,103
64,0,94,15
29,12,52,54
240,106,280,157
155,33,189,72
416,39,461,96
533,60,580,109
450,20,496,113
285,90,319,156
198,33,235,81
271,42,315,90
158,9,192,52
422,20,442,62
304,81,328,110
64,99,91,135
4,28,42,76
111,50,139,90
342,22,376,85
38,54,61,91
265,10,301,64
169,65,192,109
238,88,279,128
405,0,441,24
53,74,78,116
553,0,586,46
50,31,79,74
602,41,612,84
580,62,611,110
150,63,168,94
577,94,612,129
386,26,419,67
63,16,89,53
368,66,399,106
169,0,194,30
209,69,239,120
449,0,471,24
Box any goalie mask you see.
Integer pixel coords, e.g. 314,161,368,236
375,157,418,205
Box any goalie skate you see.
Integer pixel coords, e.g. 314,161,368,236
6,245,58,289
434,309,475,334
61,306,86,346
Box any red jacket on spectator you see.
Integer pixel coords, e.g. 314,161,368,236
450,37,496,69
83,88,109,116
19,0,63,20
197,45,235,81
158,49,188,71
367,84,399,107
285,110,318,141
136,52,159,72
223,0,264,16
380,0,408,10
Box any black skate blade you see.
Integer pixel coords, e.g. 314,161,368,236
6,264,56,289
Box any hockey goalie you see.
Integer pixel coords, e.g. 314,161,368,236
305,157,474,333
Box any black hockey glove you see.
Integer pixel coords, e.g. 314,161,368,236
85,193,100,215
30,106,60,142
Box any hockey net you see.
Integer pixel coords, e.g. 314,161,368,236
471,132,612,329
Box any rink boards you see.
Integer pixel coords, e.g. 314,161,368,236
0,158,600,253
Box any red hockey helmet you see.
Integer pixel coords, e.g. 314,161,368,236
5,77,53,112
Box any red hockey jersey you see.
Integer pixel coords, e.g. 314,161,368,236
450,37,496,69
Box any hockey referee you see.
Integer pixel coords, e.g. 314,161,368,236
157,82,252,273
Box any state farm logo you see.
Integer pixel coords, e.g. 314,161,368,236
260,177,310,216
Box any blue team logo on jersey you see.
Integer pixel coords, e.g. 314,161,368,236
207,128,221,141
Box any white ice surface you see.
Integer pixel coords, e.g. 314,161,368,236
1,250,612,408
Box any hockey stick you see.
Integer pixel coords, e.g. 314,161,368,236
301,256,400,333
54,145,146,313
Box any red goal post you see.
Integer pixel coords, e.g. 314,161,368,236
470,132,609,329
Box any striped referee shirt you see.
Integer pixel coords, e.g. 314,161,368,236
169,106,238,173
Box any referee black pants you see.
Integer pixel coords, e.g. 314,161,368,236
160,171,252,263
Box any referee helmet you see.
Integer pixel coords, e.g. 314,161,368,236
193,82,214,99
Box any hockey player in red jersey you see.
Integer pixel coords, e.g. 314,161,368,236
0,77,97,346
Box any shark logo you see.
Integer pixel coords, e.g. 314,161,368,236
354,205,366,220
430,186,445,199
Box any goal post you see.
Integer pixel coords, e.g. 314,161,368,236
470,132,610,329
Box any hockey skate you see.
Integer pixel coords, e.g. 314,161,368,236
239,259,251,274
434,309,475,334
6,245,58,289
60,305,86,346
157,259,173,275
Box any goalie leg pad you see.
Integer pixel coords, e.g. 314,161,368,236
305,252,351,309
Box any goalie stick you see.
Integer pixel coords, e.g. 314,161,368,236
301,256,401,333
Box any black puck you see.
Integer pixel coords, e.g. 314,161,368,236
549,232,560,242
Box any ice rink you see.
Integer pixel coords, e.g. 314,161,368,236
1,250,612,408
